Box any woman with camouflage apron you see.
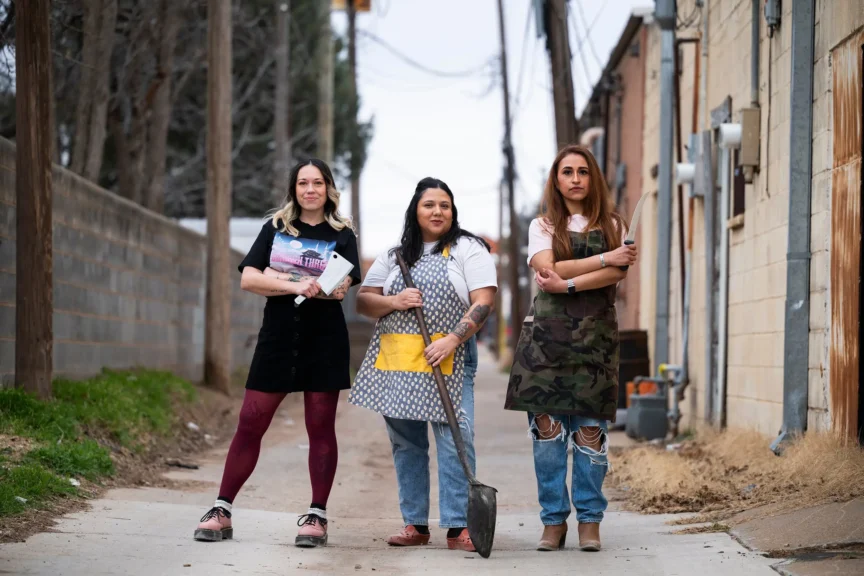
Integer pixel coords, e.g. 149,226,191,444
505,146,637,552
350,178,497,553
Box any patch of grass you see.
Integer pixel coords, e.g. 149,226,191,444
25,441,114,480
0,463,76,516
0,370,197,518
0,370,196,448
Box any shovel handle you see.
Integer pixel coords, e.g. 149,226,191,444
395,252,477,485
619,239,635,271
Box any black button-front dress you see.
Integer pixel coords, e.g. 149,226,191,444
239,219,361,393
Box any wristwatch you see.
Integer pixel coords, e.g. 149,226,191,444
600,253,607,268
567,278,576,295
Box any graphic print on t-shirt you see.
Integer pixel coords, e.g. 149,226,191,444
270,232,336,279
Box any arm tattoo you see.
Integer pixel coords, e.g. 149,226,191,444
452,321,471,341
468,304,491,325
316,277,352,300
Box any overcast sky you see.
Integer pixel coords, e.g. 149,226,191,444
331,0,653,258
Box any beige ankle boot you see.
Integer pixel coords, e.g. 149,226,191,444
537,521,568,551
578,522,601,551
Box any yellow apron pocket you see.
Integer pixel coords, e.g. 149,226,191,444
375,333,455,375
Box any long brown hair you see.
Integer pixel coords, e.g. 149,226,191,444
539,145,626,261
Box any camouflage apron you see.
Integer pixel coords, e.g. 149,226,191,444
349,247,466,423
504,229,620,421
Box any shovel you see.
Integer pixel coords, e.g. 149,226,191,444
396,252,498,559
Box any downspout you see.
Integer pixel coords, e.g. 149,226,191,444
717,123,741,428
771,0,814,454
655,5,676,369
700,0,714,424
751,0,760,107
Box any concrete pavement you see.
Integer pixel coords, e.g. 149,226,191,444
1,349,777,575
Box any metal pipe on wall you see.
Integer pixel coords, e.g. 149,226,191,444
700,1,714,424
772,0,814,454
655,25,676,369
751,0,760,107
717,123,741,428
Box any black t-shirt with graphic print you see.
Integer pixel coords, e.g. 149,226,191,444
238,219,361,393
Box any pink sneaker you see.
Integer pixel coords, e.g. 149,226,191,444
295,512,328,548
194,506,233,542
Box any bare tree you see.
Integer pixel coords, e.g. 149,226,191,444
71,0,117,181
143,0,181,212
16,0,54,399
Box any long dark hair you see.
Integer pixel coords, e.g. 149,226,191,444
392,177,490,267
271,158,352,236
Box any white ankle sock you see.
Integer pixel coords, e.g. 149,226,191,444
214,499,233,513
308,507,326,520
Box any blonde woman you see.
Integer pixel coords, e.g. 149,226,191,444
193,158,360,548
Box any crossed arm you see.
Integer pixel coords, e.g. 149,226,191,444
530,249,628,294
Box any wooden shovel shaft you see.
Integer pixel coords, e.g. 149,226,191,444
395,252,477,485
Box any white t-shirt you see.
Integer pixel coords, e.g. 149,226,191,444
527,215,626,266
363,236,498,307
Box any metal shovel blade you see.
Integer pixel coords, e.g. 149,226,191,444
468,482,498,558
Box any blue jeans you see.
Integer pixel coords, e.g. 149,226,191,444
384,337,478,529
528,413,609,525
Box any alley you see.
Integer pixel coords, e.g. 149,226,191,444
1,351,776,575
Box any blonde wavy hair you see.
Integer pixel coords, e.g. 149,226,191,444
270,158,354,236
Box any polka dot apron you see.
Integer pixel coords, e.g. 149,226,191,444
349,247,467,423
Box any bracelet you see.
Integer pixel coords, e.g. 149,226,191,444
600,254,607,268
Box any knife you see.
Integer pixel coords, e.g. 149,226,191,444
294,251,355,307
619,191,649,271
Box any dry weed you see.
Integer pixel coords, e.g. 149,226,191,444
609,428,864,516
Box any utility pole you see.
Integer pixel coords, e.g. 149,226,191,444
347,0,361,253
273,0,292,206
317,0,334,163
205,0,233,394
496,0,522,352
15,0,53,399
545,0,578,149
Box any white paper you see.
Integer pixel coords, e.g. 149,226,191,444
294,251,354,306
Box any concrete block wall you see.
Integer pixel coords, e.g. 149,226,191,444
0,138,264,385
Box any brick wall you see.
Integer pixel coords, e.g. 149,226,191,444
0,138,264,385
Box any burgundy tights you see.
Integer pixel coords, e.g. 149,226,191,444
217,390,340,507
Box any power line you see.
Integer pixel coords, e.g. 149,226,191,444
511,0,536,124
573,0,604,69
357,29,495,78
563,2,594,97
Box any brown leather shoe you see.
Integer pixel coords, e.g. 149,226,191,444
578,522,601,551
386,525,430,547
537,521,568,551
446,528,476,552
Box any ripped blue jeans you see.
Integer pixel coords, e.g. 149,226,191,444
528,413,609,525
383,337,478,529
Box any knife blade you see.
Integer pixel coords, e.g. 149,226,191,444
625,191,650,245
619,191,650,270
